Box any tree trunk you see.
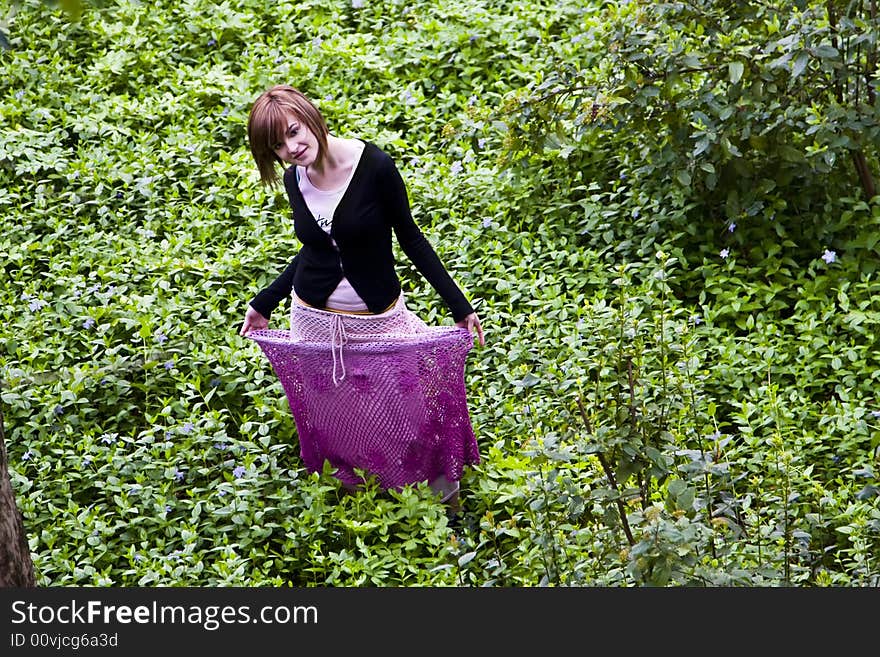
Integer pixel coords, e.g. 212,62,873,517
0,381,36,587
853,150,877,200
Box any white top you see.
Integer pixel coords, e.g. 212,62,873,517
297,140,368,312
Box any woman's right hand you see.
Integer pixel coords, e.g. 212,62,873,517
455,312,485,347
240,305,269,336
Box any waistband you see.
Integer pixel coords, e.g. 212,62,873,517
290,293,409,387
292,294,399,316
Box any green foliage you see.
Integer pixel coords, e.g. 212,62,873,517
497,0,880,266
2,0,879,587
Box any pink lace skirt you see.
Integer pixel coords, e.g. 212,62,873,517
247,295,479,496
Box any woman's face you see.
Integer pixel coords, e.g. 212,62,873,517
271,112,320,167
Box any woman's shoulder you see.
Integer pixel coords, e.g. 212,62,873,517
358,140,400,174
283,164,299,185
282,165,305,200
358,139,385,159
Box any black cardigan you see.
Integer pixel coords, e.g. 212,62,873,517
249,141,474,322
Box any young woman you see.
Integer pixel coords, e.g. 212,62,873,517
239,84,484,510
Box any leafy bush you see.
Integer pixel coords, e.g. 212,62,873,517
2,0,879,586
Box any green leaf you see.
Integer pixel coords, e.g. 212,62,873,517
728,62,744,84
666,479,686,496
792,52,809,79
856,485,879,500
813,45,839,59
693,137,710,157
458,551,477,566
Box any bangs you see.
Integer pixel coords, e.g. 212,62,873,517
268,104,291,150
252,101,293,153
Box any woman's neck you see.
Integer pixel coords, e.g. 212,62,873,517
306,135,358,191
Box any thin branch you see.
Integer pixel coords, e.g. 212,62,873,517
577,395,635,545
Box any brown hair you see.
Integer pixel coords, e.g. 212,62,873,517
247,85,330,186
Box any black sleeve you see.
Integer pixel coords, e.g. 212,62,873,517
380,155,474,322
248,254,298,320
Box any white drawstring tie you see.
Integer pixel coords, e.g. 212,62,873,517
330,314,348,386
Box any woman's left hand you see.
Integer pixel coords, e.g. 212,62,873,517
455,312,485,347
